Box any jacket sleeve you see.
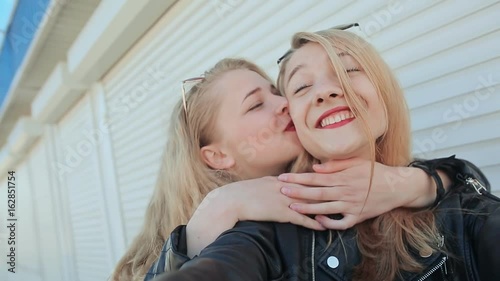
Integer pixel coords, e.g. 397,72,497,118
462,190,500,281
476,204,500,281
152,221,283,281
144,225,191,280
411,155,491,194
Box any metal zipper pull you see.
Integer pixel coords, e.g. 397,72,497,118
465,177,487,195
437,234,445,249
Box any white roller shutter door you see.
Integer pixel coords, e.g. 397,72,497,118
27,138,68,281
57,94,113,281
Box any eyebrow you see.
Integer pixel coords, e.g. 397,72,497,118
241,87,261,105
287,64,303,84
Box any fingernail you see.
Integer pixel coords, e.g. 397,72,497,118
313,164,323,169
289,203,299,210
281,187,290,194
278,174,288,181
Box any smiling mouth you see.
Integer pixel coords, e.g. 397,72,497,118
319,110,355,128
316,106,356,129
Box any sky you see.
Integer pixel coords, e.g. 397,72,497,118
0,0,17,50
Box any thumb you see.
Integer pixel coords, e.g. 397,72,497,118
313,158,364,173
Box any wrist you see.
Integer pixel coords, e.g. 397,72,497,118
405,167,436,208
408,159,447,208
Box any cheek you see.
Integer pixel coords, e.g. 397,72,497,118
289,101,307,122
238,116,270,141
370,99,388,136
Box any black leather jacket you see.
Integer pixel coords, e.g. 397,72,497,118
148,158,500,281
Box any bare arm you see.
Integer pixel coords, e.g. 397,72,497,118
186,177,324,258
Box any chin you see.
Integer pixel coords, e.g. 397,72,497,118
319,146,358,161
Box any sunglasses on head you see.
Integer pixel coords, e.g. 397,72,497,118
276,23,360,65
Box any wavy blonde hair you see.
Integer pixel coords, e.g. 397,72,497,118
278,29,441,281
112,58,274,281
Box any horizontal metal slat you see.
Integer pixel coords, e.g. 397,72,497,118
412,111,500,155
397,30,500,88
406,57,500,109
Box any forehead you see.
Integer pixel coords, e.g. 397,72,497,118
210,69,271,106
289,42,328,64
284,43,356,78
289,43,353,65
215,69,269,92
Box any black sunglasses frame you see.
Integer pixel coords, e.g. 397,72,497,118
276,23,360,65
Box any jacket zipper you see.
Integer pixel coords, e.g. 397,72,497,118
461,176,500,202
457,175,496,197
415,256,447,281
465,177,488,195
311,230,316,281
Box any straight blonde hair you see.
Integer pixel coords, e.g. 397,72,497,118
278,29,441,281
112,58,274,281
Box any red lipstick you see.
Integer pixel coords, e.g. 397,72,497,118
284,120,296,132
315,106,351,128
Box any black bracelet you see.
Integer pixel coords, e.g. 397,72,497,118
409,159,446,207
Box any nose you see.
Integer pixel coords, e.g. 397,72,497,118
314,81,343,106
275,96,289,115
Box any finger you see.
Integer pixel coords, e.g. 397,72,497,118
312,158,364,173
283,195,321,205
278,172,335,187
288,212,327,231
289,201,347,215
315,214,357,230
281,186,343,201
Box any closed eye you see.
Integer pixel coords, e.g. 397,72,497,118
248,102,263,111
346,67,360,73
294,84,311,95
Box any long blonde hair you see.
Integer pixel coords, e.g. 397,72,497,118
278,29,441,281
112,58,274,281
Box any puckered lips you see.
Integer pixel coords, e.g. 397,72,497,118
284,120,296,132
316,106,355,129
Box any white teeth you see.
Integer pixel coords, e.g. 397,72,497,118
320,111,354,127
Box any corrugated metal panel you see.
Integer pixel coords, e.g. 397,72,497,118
26,138,66,281
57,94,113,281
103,0,500,245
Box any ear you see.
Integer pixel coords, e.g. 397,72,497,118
200,145,235,170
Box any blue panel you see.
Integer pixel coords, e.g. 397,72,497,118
0,0,50,107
